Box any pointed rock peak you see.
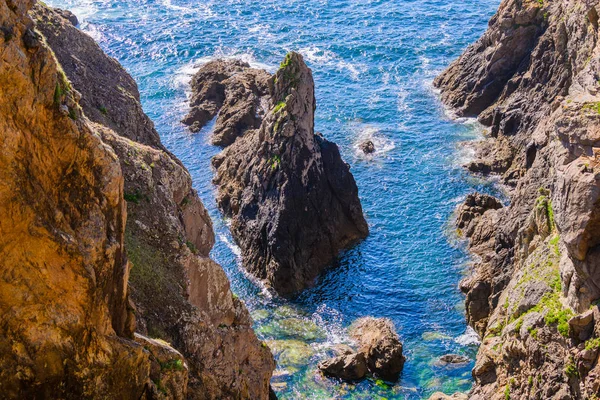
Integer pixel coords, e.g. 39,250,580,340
267,52,315,139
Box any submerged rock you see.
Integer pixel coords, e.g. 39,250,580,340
212,52,369,296
267,340,315,368
428,393,468,400
257,317,327,342
437,354,470,365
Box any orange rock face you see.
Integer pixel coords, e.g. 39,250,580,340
0,0,153,397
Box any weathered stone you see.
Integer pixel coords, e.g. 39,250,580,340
568,310,595,342
212,52,369,296
182,59,270,146
318,352,368,381
31,4,275,399
0,1,150,396
436,0,600,398
349,317,405,382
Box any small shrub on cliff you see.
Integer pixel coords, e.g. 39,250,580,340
160,359,185,372
186,240,198,255
99,105,108,115
564,360,578,378
124,192,142,204
585,337,600,350
273,101,286,114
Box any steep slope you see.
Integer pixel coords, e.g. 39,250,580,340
436,0,600,398
211,53,369,296
24,3,275,399
0,0,189,398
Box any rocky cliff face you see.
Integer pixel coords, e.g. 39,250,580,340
0,2,274,399
0,1,190,397
207,53,369,296
436,0,600,398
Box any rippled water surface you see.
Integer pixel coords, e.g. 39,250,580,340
47,0,501,398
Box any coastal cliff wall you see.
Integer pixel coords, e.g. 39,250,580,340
0,1,274,398
0,0,157,396
436,0,600,398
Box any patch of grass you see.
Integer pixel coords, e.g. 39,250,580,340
528,327,538,340
504,384,510,400
54,82,63,106
124,191,143,204
564,360,579,378
186,240,198,255
99,105,108,115
279,53,293,70
583,102,600,115
515,318,523,332
269,154,281,170
68,107,78,121
549,234,560,257
528,289,573,337
160,359,185,372
535,193,555,231
585,337,600,351
273,101,286,114
126,230,168,299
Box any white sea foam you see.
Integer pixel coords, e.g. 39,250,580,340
218,233,241,258
455,326,481,346
161,0,214,17
299,46,367,81
351,124,396,160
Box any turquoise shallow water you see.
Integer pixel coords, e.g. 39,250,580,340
47,1,501,398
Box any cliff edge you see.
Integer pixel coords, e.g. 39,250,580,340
436,0,600,398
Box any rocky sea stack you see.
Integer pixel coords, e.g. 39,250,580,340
436,0,600,398
207,52,369,296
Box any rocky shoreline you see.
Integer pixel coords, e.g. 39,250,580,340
435,0,600,398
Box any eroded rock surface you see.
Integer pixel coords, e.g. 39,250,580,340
25,3,275,399
182,59,271,146
437,0,600,398
0,0,151,396
212,52,369,296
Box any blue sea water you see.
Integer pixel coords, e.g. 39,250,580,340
46,0,501,398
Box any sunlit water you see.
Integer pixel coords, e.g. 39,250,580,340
46,1,501,398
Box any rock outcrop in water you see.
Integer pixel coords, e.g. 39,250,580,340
0,2,275,399
182,59,271,146
208,52,369,296
436,0,600,398
318,317,405,383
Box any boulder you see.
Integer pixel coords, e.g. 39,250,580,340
568,309,595,342
212,52,369,296
349,317,405,381
318,353,368,381
359,140,376,154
